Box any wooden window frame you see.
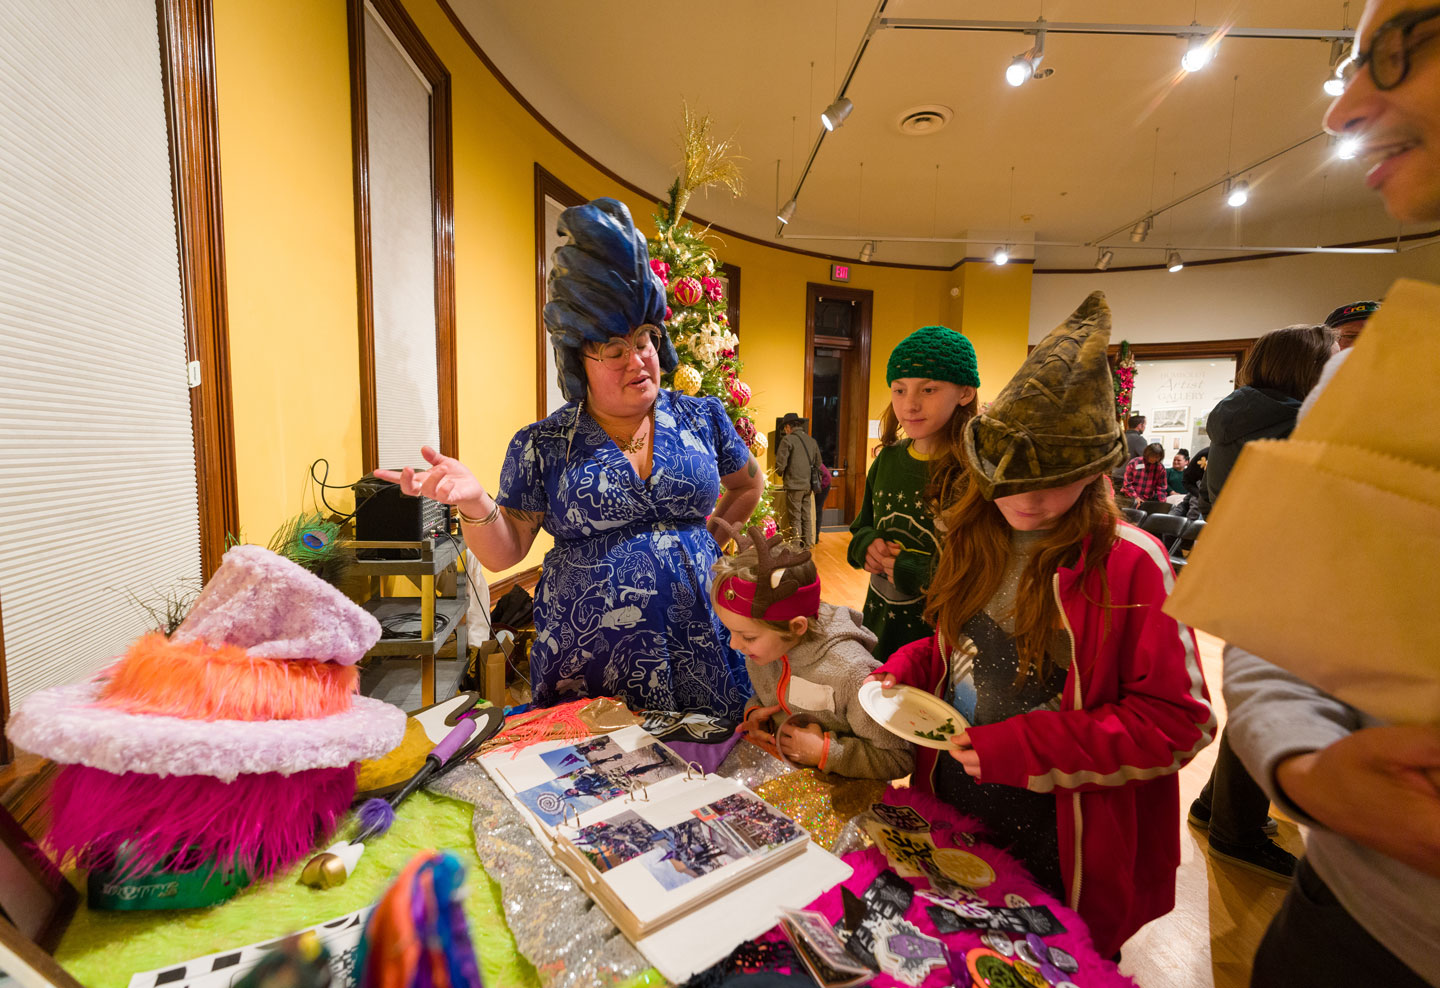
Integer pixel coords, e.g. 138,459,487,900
719,262,741,338
348,0,457,472
803,283,872,523
2,0,238,765
534,164,586,421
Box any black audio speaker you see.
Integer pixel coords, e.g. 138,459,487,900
353,474,451,558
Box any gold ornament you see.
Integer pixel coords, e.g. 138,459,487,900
751,431,769,453
674,364,703,395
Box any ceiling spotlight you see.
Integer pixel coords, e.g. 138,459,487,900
1166,250,1185,273
1006,55,1032,87
1226,180,1250,208
1326,40,1352,96
1005,25,1047,87
777,198,797,224
992,246,1010,266
1130,217,1152,242
859,240,875,263
821,97,854,131
1095,249,1113,271
1336,136,1361,160
1180,34,1217,72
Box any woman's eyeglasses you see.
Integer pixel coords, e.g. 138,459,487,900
1338,4,1440,92
585,328,659,369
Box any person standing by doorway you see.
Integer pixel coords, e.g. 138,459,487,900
775,413,821,546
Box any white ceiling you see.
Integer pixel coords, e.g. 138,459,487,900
451,0,1425,269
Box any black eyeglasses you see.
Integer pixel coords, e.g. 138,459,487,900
1339,4,1440,91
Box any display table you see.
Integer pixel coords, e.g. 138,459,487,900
51,792,585,988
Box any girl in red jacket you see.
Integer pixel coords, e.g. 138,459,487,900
871,292,1215,958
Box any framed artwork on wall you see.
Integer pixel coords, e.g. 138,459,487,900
1151,406,1189,432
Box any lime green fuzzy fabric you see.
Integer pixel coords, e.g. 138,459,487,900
55,792,540,988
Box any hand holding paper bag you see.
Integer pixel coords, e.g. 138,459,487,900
1164,278,1440,724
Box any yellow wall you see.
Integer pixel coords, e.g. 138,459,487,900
212,0,1032,575
214,0,363,543
954,261,1035,406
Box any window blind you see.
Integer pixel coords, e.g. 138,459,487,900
0,0,201,707
364,5,440,471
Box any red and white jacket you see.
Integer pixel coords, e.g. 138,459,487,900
875,524,1215,957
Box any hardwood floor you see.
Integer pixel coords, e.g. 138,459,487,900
809,529,1298,988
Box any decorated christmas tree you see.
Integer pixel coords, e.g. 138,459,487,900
649,106,775,533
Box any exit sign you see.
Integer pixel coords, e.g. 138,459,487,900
831,263,850,282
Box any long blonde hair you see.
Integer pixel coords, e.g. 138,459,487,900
925,466,1119,686
875,396,979,514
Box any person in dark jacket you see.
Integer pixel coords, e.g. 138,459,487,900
1190,323,1335,880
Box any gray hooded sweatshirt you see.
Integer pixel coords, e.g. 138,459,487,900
744,602,914,780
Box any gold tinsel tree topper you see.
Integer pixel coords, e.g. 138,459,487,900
666,103,745,225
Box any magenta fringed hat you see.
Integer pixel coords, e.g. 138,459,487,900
6,545,406,904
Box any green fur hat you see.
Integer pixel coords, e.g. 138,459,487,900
886,325,980,388
964,291,1124,499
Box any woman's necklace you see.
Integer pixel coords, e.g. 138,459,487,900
596,406,654,454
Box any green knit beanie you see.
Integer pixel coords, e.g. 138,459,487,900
887,325,980,388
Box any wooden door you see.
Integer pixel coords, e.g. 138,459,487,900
804,284,872,527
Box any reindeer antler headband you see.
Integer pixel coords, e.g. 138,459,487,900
716,525,821,622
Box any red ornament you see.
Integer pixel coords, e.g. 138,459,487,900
734,415,757,445
729,380,752,406
649,259,670,284
665,306,673,322
701,276,724,303
672,276,703,307
762,517,778,539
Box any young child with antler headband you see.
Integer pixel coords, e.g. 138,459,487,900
710,524,913,779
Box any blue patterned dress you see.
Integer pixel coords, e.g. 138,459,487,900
496,390,753,721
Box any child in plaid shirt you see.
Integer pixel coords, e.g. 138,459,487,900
1122,443,1170,501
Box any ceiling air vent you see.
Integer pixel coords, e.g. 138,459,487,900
896,105,953,136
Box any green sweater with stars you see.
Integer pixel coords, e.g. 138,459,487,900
847,441,942,661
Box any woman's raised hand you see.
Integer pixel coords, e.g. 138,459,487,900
374,446,485,508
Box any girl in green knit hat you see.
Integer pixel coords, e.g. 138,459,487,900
848,325,980,661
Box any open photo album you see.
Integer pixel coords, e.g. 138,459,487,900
479,726,833,951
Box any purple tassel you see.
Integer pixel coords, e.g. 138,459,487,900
354,797,396,843
47,764,356,880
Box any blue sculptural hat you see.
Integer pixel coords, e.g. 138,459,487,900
543,198,677,401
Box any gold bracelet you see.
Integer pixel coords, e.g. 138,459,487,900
457,502,501,527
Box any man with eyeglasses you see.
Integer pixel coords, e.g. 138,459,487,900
1219,3,1440,985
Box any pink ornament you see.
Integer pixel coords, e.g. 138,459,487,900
729,380,752,406
665,306,673,322
649,259,670,284
672,276,703,307
762,517,778,539
718,313,729,324
701,276,724,303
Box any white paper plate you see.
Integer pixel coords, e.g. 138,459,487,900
857,681,970,750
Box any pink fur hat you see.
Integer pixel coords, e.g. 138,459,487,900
173,544,381,665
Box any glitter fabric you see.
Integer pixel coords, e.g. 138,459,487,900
428,762,649,988
714,738,791,790
755,772,888,852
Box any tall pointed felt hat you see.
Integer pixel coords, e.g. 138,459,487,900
963,291,1125,499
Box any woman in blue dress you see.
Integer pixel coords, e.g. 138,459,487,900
378,198,762,721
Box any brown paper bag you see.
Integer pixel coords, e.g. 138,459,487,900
1166,440,1440,723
